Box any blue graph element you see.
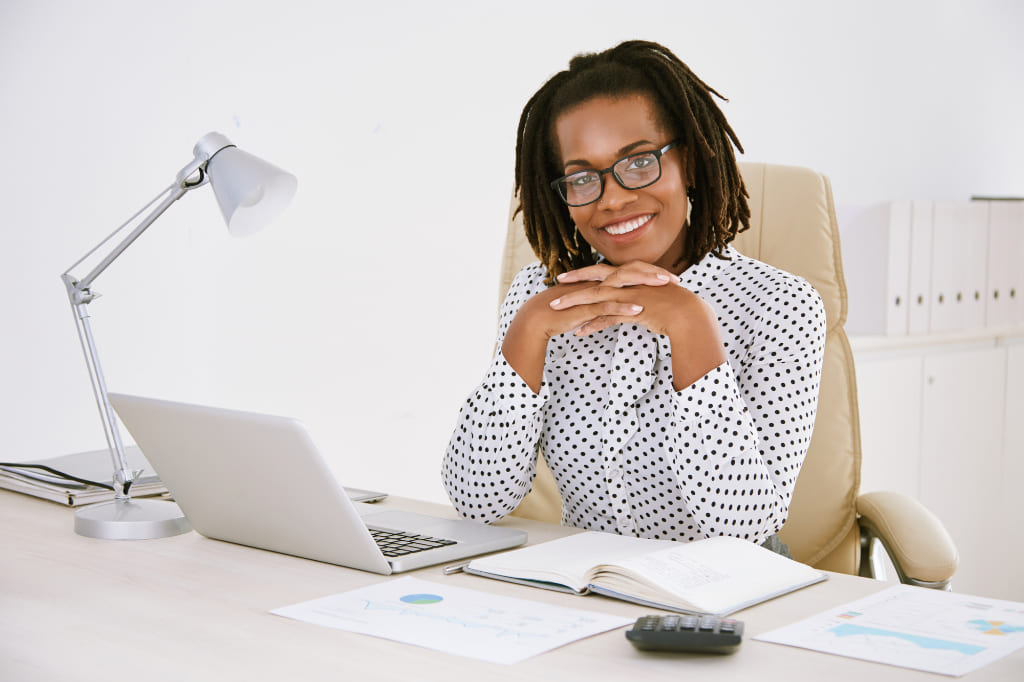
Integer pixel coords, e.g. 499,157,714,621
400,593,444,605
361,599,548,640
829,624,985,656
967,619,1024,635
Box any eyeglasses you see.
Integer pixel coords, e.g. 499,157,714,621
550,141,679,207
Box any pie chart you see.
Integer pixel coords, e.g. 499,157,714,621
400,593,444,605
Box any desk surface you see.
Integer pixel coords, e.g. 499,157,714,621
3,491,1021,681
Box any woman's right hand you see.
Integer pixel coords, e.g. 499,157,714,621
501,262,670,393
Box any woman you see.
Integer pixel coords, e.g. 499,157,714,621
443,40,826,552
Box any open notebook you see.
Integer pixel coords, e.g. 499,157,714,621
463,530,827,616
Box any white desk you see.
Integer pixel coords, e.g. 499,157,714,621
2,491,1021,681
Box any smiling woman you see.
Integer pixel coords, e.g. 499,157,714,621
553,95,689,273
513,40,750,285
442,41,827,555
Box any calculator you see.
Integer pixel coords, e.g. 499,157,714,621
625,614,743,654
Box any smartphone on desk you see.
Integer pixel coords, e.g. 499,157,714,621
344,487,388,503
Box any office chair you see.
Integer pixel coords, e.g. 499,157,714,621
501,162,959,589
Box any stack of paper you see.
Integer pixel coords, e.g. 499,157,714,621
0,447,168,506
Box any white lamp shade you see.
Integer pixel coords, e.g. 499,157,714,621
205,145,298,236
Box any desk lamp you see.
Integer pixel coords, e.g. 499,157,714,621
61,132,297,540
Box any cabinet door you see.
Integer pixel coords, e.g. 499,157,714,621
918,346,1009,598
1001,341,1024,600
854,353,923,498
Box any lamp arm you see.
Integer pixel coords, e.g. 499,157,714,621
67,153,211,292
73,185,186,294
62,292,135,497
60,154,211,496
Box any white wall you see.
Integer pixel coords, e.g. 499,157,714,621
2,0,1021,504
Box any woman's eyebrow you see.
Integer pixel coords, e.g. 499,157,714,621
563,140,658,169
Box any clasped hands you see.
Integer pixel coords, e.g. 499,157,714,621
548,261,688,339
503,261,726,392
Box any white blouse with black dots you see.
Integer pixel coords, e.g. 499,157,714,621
442,245,827,545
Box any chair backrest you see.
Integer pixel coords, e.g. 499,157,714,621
500,162,862,571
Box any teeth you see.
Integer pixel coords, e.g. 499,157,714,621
604,215,651,235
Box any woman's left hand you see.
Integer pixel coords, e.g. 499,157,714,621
552,261,695,337
552,261,727,389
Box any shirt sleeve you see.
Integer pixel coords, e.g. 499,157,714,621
442,267,549,523
668,276,827,544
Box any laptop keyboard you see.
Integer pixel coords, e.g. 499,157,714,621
369,528,457,557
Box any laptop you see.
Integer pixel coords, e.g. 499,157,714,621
107,393,527,574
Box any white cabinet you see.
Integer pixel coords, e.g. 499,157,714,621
856,353,923,499
1002,340,1024,593
918,345,1008,597
852,330,1024,601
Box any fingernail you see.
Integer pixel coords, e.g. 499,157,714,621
550,298,561,307
631,305,643,312
556,272,568,280
657,274,671,282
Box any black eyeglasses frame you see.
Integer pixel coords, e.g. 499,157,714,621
549,141,679,207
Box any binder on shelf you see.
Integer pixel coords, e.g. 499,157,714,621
930,201,987,333
983,199,1023,328
928,201,958,333
841,201,911,336
907,201,933,335
962,201,989,331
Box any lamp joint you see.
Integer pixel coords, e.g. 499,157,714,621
61,273,99,305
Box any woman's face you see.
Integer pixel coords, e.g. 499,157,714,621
554,93,689,273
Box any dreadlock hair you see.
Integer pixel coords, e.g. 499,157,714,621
514,40,750,284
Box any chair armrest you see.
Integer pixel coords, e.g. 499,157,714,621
856,491,959,588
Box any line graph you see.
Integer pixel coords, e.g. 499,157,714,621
271,576,633,664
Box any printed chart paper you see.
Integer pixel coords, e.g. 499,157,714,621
271,576,633,664
755,584,1024,676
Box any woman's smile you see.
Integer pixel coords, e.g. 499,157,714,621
601,213,654,237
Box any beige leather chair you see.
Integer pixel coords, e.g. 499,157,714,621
501,162,959,589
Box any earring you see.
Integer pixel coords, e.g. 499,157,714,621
686,186,696,202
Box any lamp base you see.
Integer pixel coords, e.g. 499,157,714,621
74,497,191,540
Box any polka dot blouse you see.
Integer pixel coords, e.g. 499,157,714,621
442,245,826,545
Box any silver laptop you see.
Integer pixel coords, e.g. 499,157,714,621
108,393,527,574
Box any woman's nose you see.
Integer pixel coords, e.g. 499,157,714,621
597,176,638,211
